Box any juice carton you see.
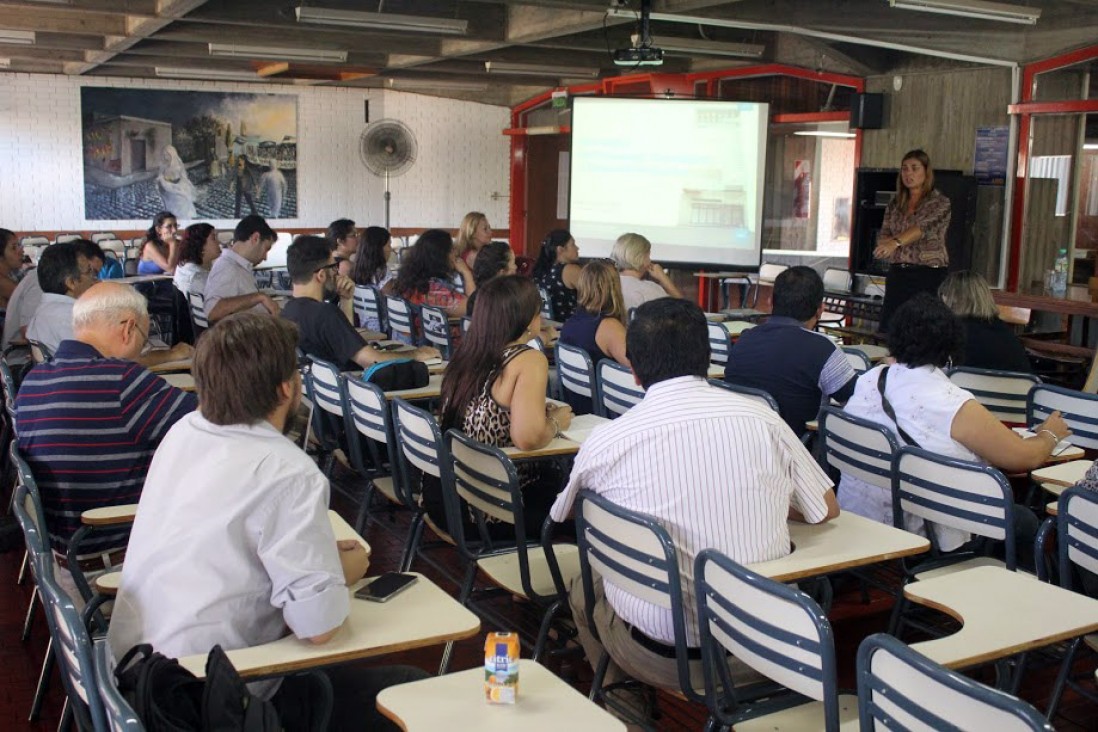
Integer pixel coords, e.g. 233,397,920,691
484,631,520,704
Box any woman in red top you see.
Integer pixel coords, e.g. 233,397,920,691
394,229,474,317
874,149,952,332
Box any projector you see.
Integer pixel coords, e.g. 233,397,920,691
613,45,664,66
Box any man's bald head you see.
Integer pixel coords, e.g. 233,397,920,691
73,282,150,360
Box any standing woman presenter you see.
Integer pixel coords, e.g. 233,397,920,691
875,149,951,332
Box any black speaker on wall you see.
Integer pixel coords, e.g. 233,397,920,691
851,93,884,129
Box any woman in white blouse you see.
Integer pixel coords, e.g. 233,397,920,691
610,232,683,312
838,293,1068,563
172,223,221,297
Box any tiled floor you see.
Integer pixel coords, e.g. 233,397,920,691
2,465,1096,730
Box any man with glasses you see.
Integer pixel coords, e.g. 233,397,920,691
16,282,197,602
281,235,438,370
25,241,98,357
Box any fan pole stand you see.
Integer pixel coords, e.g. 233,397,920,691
384,169,391,230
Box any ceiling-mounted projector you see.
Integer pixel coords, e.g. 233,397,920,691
613,45,664,66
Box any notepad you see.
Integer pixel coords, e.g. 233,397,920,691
1012,428,1080,457
562,414,611,444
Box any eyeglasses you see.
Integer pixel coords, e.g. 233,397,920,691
121,319,149,348
314,262,339,274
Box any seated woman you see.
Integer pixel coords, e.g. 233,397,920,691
532,229,581,321
558,260,630,415
172,223,221,297
611,232,683,312
939,270,1031,373
438,276,573,538
838,294,1068,567
465,241,515,316
351,226,396,332
456,211,492,269
394,229,474,317
139,211,181,275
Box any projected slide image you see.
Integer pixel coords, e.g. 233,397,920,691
569,98,768,268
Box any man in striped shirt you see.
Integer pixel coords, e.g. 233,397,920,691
16,282,197,600
550,298,839,716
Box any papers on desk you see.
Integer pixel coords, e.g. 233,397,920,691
723,320,756,336
1012,428,1080,458
147,357,193,374
421,357,443,366
561,414,611,444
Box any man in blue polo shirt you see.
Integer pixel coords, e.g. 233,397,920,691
724,266,857,437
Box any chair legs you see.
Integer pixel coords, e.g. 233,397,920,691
18,548,27,584
399,513,427,573
353,483,376,537
22,584,38,641
1046,637,1082,720
30,637,53,722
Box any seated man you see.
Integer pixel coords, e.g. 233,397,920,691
281,235,439,370
2,264,42,351
16,282,197,599
724,265,857,436
550,298,839,719
108,313,425,731
25,241,97,356
203,214,280,323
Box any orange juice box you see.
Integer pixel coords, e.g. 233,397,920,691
484,631,520,704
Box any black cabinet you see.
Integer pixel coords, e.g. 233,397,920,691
851,168,977,276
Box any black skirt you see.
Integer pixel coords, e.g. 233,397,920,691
879,265,948,333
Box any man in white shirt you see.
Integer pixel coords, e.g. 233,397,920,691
108,312,424,730
549,298,839,715
203,214,280,323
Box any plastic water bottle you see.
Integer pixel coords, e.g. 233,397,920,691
1052,248,1069,296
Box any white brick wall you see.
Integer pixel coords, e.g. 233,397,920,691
0,73,511,232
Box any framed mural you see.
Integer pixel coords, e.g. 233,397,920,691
80,87,298,221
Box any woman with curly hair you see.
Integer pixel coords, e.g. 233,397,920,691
172,223,221,297
394,229,474,317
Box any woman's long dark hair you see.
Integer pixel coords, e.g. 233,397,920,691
440,276,541,431
532,229,572,280
145,211,175,247
394,229,454,297
352,226,391,286
178,223,214,266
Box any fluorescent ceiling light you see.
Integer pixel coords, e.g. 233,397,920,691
888,0,1040,25
209,43,347,63
0,30,35,45
155,67,265,82
295,7,468,35
385,78,487,92
484,61,599,78
649,36,765,58
793,131,856,138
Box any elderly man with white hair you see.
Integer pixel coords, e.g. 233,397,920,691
15,281,197,601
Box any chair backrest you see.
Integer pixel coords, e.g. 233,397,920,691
253,269,273,289
709,379,779,413
187,291,208,332
342,376,413,507
695,548,839,729
947,367,1040,424
758,262,788,282
392,397,457,537
353,285,386,333
596,358,644,418
420,304,453,359
1057,488,1098,592
94,640,145,731
891,446,1015,566
857,633,1053,732
819,406,899,492
841,347,872,375
706,320,732,366
537,286,554,320
822,267,852,293
385,295,417,342
306,355,344,421
28,339,53,364
1027,384,1098,450
38,560,108,731
98,238,127,258
20,235,49,247
555,342,596,408
90,232,116,244
55,233,81,244
575,490,698,702
1,358,18,422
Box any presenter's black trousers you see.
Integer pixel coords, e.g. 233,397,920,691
879,264,948,334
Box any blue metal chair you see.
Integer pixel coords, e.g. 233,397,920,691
595,359,644,418
840,346,871,375
574,490,705,723
385,295,417,344
1045,488,1098,720
305,356,346,477
857,633,1053,731
94,639,145,731
1027,384,1098,450
555,341,597,415
706,320,732,367
947,366,1040,424
444,430,579,661
420,304,454,359
186,291,208,335
352,284,387,335
818,405,898,491
694,549,857,731
709,379,780,413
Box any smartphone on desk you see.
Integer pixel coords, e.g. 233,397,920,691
354,572,418,603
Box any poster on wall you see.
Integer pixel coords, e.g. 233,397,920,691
80,87,298,221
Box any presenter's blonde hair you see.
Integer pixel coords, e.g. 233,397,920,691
610,232,651,272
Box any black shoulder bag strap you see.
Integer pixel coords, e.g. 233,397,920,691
877,366,922,449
